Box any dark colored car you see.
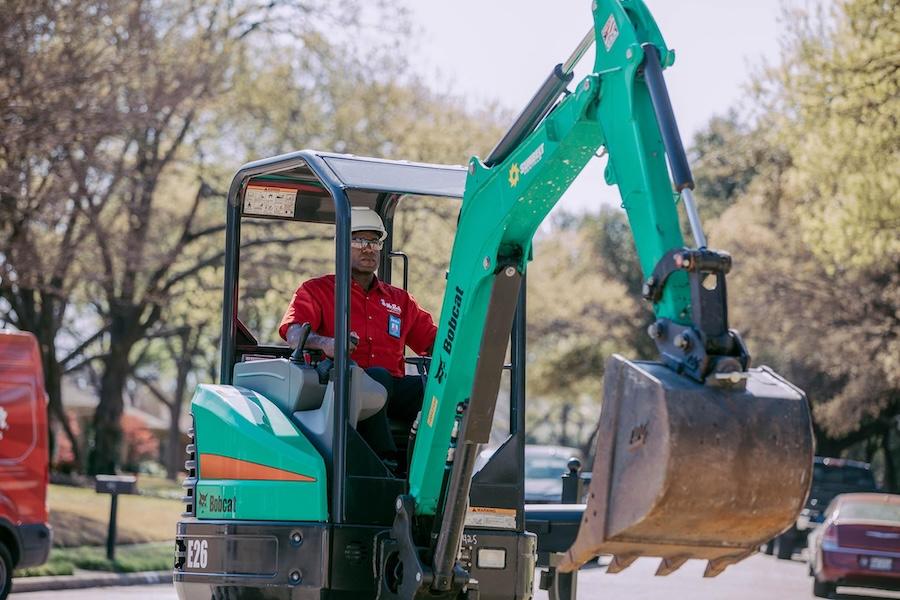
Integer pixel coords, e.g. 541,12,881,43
0,331,52,599
769,456,878,560
807,493,900,598
523,445,583,504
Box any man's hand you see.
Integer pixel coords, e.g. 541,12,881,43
306,332,358,358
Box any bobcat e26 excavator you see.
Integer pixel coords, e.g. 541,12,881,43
173,1,814,598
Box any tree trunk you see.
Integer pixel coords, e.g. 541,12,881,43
166,402,182,480
559,404,571,447
43,347,82,470
89,315,138,475
883,428,897,493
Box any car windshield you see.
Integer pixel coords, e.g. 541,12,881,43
525,457,569,480
814,464,876,488
839,501,900,522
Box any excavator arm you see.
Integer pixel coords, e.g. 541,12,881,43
385,1,813,597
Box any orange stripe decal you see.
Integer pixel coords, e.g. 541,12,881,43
200,454,316,482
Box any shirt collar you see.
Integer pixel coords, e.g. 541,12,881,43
351,274,385,294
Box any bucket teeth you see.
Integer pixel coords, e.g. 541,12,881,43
655,555,689,576
605,554,638,574
703,550,753,578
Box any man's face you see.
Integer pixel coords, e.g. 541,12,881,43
350,230,382,274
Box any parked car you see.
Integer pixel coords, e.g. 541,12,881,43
523,445,583,504
473,444,584,504
807,493,900,598
767,456,878,559
0,331,52,599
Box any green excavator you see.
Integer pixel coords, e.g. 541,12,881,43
173,1,814,598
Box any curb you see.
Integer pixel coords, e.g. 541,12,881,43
12,570,172,593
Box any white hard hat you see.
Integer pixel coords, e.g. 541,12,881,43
350,207,387,241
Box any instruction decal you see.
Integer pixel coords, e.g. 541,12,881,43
244,185,296,217
601,14,619,51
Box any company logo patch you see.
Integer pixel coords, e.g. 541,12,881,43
207,494,237,513
198,492,208,509
442,286,464,354
508,163,520,187
380,299,402,314
520,143,544,176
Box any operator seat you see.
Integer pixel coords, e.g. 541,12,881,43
232,358,386,462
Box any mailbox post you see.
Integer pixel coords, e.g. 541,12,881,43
95,475,138,560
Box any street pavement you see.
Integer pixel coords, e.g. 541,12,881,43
11,553,900,599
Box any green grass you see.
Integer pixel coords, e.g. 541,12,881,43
15,542,173,577
48,483,182,547
15,482,182,576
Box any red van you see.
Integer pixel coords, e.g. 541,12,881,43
0,331,52,598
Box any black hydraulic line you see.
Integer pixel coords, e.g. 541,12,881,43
484,64,573,167
641,44,694,192
510,278,526,436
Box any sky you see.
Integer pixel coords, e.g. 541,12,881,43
406,0,786,214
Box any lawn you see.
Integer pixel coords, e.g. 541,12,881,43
15,542,173,577
14,483,183,577
48,483,183,547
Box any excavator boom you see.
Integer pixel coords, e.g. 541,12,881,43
401,0,813,594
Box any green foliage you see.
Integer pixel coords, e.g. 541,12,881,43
15,543,172,577
761,0,900,270
692,0,899,488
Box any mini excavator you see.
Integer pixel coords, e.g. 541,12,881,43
173,1,814,598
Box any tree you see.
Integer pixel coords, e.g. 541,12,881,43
759,0,900,271
0,0,139,465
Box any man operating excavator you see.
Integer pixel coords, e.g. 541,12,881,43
279,207,436,461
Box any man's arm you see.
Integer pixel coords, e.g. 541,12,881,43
405,294,438,356
285,323,357,357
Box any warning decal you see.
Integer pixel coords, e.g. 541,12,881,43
465,506,517,529
601,14,619,52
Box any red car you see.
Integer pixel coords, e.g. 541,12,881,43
0,331,52,599
808,492,900,598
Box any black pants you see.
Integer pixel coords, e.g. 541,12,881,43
358,367,424,455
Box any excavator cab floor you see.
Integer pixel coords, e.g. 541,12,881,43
558,355,813,577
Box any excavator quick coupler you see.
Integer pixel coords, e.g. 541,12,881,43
558,355,813,577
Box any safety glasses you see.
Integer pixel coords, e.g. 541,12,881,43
350,237,384,251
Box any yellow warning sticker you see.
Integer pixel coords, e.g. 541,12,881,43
465,506,517,529
426,396,438,428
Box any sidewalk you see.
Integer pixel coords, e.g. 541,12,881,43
12,569,172,594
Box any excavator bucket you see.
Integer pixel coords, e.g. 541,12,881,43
557,355,813,577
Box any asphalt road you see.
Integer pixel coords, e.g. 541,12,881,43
12,554,900,599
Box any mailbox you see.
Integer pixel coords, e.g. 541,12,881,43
95,474,138,495
94,474,138,559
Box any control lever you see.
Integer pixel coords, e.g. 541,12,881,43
289,323,312,363
315,331,360,384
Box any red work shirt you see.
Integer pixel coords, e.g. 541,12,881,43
279,274,437,377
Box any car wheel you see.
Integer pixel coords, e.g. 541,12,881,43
812,575,835,598
775,533,794,560
0,542,12,600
